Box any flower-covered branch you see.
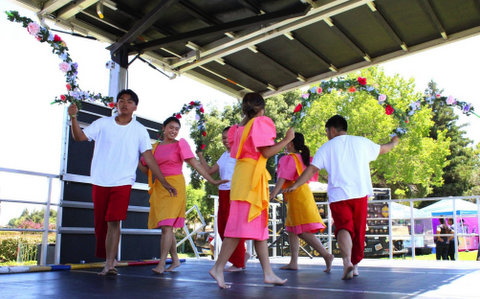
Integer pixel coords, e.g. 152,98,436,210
291,76,478,136
173,101,207,150
5,10,113,108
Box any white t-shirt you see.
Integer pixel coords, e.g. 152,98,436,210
83,115,152,187
216,151,236,190
311,135,380,203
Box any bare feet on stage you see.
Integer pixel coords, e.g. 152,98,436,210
226,265,244,272
264,273,288,285
165,259,181,272
353,264,359,276
341,259,354,280
280,263,298,270
210,266,230,289
324,253,334,273
98,259,118,276
152,260,166,275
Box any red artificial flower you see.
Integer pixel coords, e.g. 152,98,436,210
175,113,182,119
357,77,367,86
60,95,66,102
348,86,356,93
202,131,207,137
199,107,204,113
405,117,409,124
201,144,206,150
189,101,195,106
108,102,115,108
293,103,303,113
66,84,71,91
385,104,394,115
53,34,62,42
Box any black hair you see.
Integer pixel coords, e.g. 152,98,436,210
242,92,265,120
292,132,310,166
325,115,348,132
222,126,231,133
163,116,181,128
117,89,139,105
439,218,445,224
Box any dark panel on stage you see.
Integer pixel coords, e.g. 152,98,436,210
122,211,149,229
62,207,94,227
63,181,92,202
120,235,161,260
60,234,102,264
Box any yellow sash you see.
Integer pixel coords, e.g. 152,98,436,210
283,153,325,229
147,142,159,192
232,118,271,222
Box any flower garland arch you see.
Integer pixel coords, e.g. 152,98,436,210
172,101,207,150
291,76,478,136
6,10,113,108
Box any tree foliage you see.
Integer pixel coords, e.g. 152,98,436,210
7,209,56,229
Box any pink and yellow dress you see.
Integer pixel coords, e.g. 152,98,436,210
141,138,194,229
224,116,275,240
278,153,326,234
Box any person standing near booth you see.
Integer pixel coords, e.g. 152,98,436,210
68,89,177,276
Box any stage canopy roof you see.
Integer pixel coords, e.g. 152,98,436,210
14,0,480,99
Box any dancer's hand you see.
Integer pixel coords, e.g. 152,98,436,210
68,103,78,117
211,179,229,186
161,181,177,197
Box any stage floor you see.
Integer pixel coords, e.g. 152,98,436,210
2,257,479,298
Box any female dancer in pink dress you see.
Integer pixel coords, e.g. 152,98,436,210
139,116,227,274
209,93,294,289
270,132,333,272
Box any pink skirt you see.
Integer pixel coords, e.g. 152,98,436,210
224,201,269,240
286,222,325,234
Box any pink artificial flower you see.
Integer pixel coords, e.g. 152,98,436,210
378,94,387,102
66,84,71,91
60,95,66,102
54,34,62,42
108,102,115,108
202,131,207,137
436,94,441,98
175,113,182,119
317,87,322,94
293,103,303,113
446,96,456,105
301,93,309,99
348,86,356,93
385,104,394,115
357,77,367,86
27,22,40,36
59,62,71,73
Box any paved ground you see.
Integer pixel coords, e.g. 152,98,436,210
2,257,479,298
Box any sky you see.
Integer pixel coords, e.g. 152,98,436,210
0,1,479,224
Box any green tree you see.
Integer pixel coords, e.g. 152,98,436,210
297,67,451,200
8,209,57,229
424,80,478,199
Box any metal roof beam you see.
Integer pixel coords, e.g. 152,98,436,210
39,0,71,15
173,0,371,72
290,33,335,68
135,2,310,53
253,48,298,79
56,0,99,20
109,0,178,55
216,61,269,89
238,0,265,15
367,1,408,51
418,0,448,39
324,17,371,61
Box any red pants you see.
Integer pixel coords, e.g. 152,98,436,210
218,190,246,268
92,185,131,258
330,196,368,265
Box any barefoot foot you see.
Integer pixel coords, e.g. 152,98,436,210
264,273,288,285
342,263,354,280
209,266,230,289
353,264,359,276
280,264,298,270
165,260,181,272
324,254,334,273
152,260,166,274
226,265,244,272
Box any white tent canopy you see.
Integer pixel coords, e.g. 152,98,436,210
420,199,478,215
391,202,430,219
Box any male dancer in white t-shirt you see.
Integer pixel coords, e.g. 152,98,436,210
68,89,176,275
285,115,399,280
